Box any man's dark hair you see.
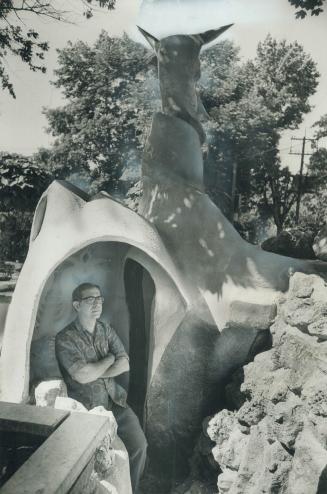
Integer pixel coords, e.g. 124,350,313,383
72,283,101,302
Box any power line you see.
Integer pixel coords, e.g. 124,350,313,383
289,136,318,156
289,135,318,223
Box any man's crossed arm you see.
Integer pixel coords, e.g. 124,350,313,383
72,354,130,384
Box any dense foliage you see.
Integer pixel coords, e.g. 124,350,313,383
39,32,158,195
200,35,319,229
0,153,52,260
0,153,51,210
298,115,327,235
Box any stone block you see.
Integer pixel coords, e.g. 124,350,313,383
232,420,292,494
308,318,327,340
101,436,132,494
54,396,88,412
89,406,117,443
98,479,118,493
35,379,67,407
217,469,237,494
302,372,327,417
228,301,277,331
288,425,327,494
289,272,315,298
280,297,316,329
207,410,248,471
313,225,327,261
54,398,131,493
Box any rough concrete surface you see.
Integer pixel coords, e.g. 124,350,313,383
207,272,327,494
34,383,132,494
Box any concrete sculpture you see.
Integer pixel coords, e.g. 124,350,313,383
137,25,327,482
1,24,327,489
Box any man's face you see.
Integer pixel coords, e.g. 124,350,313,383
74,286,103,320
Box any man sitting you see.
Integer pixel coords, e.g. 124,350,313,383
55,282,147,493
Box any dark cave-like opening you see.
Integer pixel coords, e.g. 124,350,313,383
124,258,155,429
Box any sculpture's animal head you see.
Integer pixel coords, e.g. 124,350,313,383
138,25,233,143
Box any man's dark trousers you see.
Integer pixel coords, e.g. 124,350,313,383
112,404,147,493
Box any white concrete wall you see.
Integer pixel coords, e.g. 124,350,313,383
33,242,130,347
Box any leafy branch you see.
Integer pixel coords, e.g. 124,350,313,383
288,0,325,18
0,0,117,97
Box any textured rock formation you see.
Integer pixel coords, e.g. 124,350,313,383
208,272,327,494
313,225,327,261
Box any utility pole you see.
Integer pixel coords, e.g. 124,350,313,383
289,136,317,224
231,160,238,222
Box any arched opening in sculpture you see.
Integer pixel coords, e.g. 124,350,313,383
28,240,183,434
30,241,131,387
29,243,154,399
124,258,155,427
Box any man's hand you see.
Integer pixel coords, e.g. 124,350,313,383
101,355,130,378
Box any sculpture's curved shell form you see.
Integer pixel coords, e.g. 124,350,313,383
0,180,188,404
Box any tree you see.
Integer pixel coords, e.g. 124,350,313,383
288,0,325,18
249,36,319,129
0,152,52,211
298,119,327,235
0,0,116,98
307,147,327,177
0,152,52,260
312,113,327,139
299,189,327,235
39,33,319,235
201,35,319,230
198,40,279,216
306,115,327,187
250,163,299,234
39,32,158,196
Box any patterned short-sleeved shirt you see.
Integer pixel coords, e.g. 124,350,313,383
55,318,128,410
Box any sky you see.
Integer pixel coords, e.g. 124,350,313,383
0,0,327,174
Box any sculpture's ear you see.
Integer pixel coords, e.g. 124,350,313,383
197,24,234,46
137,26,160,52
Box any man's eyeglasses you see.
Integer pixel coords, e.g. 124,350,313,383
80,296,104,305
